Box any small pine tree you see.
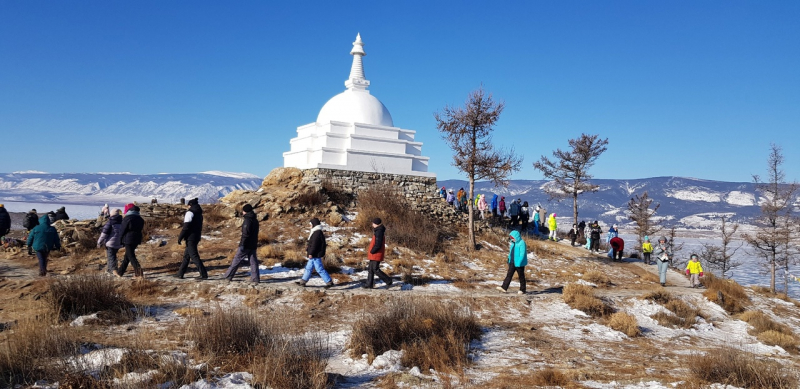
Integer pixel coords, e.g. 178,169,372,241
627,191,661,256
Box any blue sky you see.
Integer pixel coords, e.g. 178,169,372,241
1,1,798,182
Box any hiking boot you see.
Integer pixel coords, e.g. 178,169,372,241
517,291,525,295
324,281,334,289
661,283,666,287
496,286,507,293
361,283,373,289
295,280,307,287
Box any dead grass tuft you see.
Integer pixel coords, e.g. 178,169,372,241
190,309,270,355
582,270,611,286
46,275,135,322
702,273,749,314
562,283,613,318
608,312,641,337
739,310,798,351
688,347,797,388
644,291,702,329
349,298,481,373
642,290,673,305
0,317,80,386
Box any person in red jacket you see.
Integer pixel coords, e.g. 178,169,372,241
363,218,393,289
609,236,625,261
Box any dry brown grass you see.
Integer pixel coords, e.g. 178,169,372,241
355,185,446,254
702,273,749,314
562,283,612,318
489,368,577,388
688,347,798,388
739,310,798,351
751,285,800,307
608,312,641,337
46,275,135,322
644,291,702,328
349,298,481,373
0,317,80,386
582,270,611,286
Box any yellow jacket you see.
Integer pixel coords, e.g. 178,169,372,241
642,242,653,253
686,260,703,274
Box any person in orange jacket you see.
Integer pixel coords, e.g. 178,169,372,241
363,218,393,289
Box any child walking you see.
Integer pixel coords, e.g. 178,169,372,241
685,254,704,288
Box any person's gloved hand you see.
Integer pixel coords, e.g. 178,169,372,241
685,269,690,276
699,272,704,277
177,239,183,246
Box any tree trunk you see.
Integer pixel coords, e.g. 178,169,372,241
468,176,476,250
770,258,776,293
572,191,578,228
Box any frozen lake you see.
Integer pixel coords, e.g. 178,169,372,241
2,200,117,221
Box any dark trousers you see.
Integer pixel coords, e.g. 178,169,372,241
118,244,142,277
510,215,518,226
366,260,392,287
643,252,652,264
613,250,623,260
501,262,526,292
492,208,498,217
36,250,49,276
570,236,577,246
223,247,259,282
106,247,119,273
591,238,600,252
178,240,208,278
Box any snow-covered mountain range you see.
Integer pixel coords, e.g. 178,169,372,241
439,176,800,229
0,171,261,205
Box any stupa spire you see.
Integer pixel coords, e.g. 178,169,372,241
345,33,370,91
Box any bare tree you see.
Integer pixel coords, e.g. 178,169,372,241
627,191,662,255
701,216,742,279
533,134,609,227
666,226,685,269
743,144,798,293
435,87,523,249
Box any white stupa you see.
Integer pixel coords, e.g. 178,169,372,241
283,34,434,177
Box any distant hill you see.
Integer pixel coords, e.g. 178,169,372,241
0,171,261,204
437,176,800,229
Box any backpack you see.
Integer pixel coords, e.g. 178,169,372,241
23,214,37,230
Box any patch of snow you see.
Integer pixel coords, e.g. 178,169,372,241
582,380,676,388
371,350,404,370
70,313,99,326
725,191,755,206
179,372,254,388
666,187,722,202
199,171,260,179
69,347,126,373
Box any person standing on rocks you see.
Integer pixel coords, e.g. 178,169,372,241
446,189,455,208
296,217,334,288
654,236,672,287
478,194,488,220
497,230,527,294
590,221,602,253
508,199,520,227
100,204,110,219
26,214,61,276
176,198,208,280
642,236,653,265
23,209,39,255
117,205,144,278
498,196,506,218
0,204,10,241
54,207,69,221
223,204,260,283
491,194,499,218
97,209,123,275
363,218,392,289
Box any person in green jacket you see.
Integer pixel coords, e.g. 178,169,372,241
497,230,527,294
26,215,61,277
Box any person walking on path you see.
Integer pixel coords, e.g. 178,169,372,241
642,236,653,265
97,209,123,275
685,254,704,288
176,198,208,279
491,194,499,218
654,236,672,287
27,214,61,276
609,236,624,261
117,205,145,278
363,218,393,289
547,213,558,241
223,204,261,283
23,209,39,255
590,221,602,253
0,204,10,241
497,230,527,294
568,224,578,246
296,217,334,288
54,207,69,221
478,194,488,220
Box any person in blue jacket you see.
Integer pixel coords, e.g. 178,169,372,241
27,215,61,276
497,230,527,294
490,194,499,218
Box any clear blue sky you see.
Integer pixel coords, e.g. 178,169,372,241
2,1,798,182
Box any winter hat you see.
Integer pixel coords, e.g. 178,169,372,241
114,209,122,215
58,207,65,212
310,217,321,227
124,203,135,215
0,204,3,208
30,209,37,213
552,213,557,217
659,236,667,242
372,217,382,225
644,236,650,241
133,206,140,212
187,198,199,206
690,254,699,259
242,204,253,213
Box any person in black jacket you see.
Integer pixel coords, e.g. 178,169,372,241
176,198,208,279
54,207,69,221
23,209,39,255
117,205,145,278
590,221,602,254
222,204,260,283
296,217,333,288
0,204,10,239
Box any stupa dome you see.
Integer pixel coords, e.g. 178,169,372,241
316,89,393,127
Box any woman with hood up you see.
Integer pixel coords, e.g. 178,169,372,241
497,230,527,294
446,189,455,207
498,197,506,218
478,194,488,219
548,213,558,241
27,214,61,276
97,209,123,275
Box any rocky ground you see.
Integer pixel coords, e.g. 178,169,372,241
0,170,798,388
